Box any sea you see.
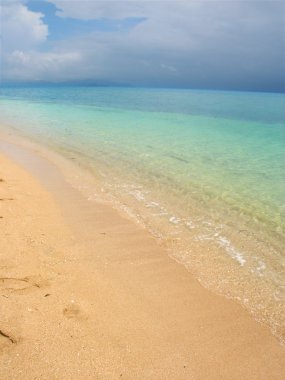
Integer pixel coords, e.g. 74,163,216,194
0,86,284,342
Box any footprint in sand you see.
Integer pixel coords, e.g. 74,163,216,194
63,301,85,320
0,329,16,344
0,329,18,352
0,275,49,294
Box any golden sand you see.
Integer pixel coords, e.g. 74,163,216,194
0,136,284,379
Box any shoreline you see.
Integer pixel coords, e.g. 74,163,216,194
1,125,284,343
0,130,285,378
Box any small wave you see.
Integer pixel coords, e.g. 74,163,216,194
217,236,246,266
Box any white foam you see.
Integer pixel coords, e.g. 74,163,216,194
195,233,214,241
169,216,181,224
252,260,266,277
218,236,246,266
185,220,195,229
152,212,168,216
129,189,146,201
256,260,266,272
146,201,160,208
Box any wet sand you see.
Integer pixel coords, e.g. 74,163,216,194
0,132,284,379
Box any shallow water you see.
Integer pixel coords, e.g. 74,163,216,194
0,86,284,341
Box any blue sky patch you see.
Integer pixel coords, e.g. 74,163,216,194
26,0,146,40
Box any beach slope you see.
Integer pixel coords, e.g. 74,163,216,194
0,147,284,379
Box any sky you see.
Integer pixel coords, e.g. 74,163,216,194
1,0,284,92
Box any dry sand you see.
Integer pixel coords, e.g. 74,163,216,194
0,136,284,379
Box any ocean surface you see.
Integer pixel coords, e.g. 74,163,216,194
0,86,284,341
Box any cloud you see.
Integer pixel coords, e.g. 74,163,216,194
5,50,81,81
1,1,48,51
1,1,81,82
1,1,284,91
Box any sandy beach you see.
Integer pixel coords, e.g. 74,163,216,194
0,133,284,379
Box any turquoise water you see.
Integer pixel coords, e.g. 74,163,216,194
0,87,284,340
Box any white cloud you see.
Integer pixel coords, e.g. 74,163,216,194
1,1,82,82
5,50,82,81
1,1,48,51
